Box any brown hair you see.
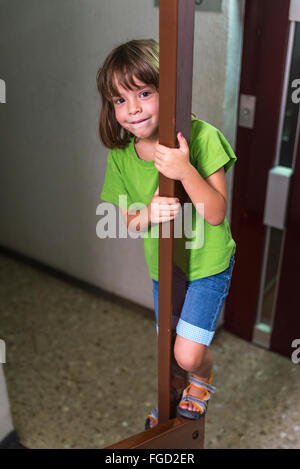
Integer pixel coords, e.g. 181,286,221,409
96,39,159,149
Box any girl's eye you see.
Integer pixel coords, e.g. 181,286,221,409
114,98,124,105
141,91,151,98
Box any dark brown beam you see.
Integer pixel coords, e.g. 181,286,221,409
158,0,195,423
106,416,204,449
106,0,198,449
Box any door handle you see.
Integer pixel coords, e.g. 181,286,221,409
263,165,293,229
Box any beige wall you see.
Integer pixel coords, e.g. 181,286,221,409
0,0,244,312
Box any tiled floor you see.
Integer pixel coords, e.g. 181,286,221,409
1,251,299,449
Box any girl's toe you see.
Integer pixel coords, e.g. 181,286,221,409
191,403,199,412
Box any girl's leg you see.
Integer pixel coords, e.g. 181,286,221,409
174,335,213,412
147,332,186,430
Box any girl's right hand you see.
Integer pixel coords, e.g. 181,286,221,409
148,186,181,224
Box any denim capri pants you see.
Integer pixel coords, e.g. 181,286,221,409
152,255,235,347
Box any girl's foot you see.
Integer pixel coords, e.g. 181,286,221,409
148,414,158,429
145,363,187,430
177,374,215,419
144,407,158,430
178,375,209,413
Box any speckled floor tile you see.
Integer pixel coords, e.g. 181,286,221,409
0,252,299,449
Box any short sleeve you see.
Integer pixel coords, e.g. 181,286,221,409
100,150,133,209
190,121,237,179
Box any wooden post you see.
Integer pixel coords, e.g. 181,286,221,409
107,0,204,449
158,0,195,424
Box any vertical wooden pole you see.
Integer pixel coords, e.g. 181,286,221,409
158,0,195,423
107,2,203,448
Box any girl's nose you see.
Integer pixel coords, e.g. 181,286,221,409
128,99,141,114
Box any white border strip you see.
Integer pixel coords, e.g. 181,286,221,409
289,0,300,21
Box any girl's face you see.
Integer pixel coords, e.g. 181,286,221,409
111,77,159,142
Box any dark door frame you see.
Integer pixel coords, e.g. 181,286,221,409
224,0,292,349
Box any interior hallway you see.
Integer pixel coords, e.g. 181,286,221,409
0,249,299,449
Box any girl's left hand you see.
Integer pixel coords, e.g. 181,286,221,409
154,132,192,181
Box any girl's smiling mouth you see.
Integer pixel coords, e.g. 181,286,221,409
129,118,150,125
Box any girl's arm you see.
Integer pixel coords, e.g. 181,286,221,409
181,166,228,226
154,133,228,226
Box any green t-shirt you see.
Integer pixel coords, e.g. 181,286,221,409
100,119,237,281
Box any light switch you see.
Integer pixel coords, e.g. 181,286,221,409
239,94,256,129
155,0,222,12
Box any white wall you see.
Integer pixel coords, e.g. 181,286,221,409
0,364,13,440
223,0,245,215
0,0,244,310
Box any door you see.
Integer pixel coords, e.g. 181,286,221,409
225,0,300,358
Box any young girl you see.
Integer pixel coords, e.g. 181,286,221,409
98,39,236,428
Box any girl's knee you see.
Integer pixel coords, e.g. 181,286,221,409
175,354,203,372
174,336,206,372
